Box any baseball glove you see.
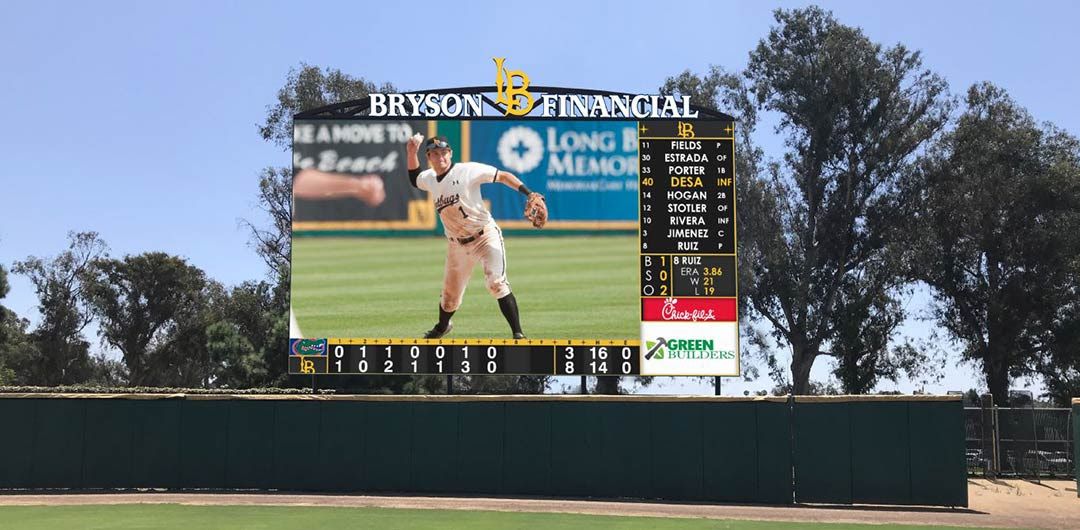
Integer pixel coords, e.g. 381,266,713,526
524,192,548,228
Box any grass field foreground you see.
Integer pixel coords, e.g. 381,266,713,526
0,504,1004,530
292,236,640,339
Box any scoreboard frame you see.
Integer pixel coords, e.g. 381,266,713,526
289,84,738,378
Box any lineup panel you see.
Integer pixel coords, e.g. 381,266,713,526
638,121,735,255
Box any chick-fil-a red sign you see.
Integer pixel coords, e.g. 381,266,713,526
642,297,736,322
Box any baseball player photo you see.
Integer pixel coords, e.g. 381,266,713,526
406,133,548,339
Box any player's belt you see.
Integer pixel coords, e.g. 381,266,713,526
453,229,484,244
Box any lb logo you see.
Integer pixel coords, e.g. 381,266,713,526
497,126,544,173
494,57,535,117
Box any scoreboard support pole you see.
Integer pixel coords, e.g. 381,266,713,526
580,375,587,395
447,374,454,394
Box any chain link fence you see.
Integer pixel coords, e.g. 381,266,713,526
964,402,1074,478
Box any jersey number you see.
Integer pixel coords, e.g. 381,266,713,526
458,206,469,219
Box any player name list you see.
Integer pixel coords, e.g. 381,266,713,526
638,122,735,254
638,120,736,297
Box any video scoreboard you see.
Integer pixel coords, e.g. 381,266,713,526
289,118,738,377
288,71,738,378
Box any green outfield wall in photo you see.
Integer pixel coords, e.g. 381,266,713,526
792,396,967,506
1073,398,1080,495
0,394,965,507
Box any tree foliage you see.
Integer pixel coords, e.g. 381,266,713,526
242,167,294,280
207,279,291,388
11,232,107,385
81,252,216,386
664,7,951,394
453,375,551,395
0,264,29,385
259,63,396,151
907,83,1080,405
746,7,951,395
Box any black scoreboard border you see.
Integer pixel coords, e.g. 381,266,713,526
291,87,740,377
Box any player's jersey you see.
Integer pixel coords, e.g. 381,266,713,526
416,162,499,239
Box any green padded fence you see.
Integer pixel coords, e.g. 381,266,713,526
0,394,965,506
1073,398,1080,495
792,396,967,507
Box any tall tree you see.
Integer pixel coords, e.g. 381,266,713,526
81,252,215,386
0,264,30,385
664,9,951,394
205,280,293,388
244,167,294,281
150,279,225,388
0,263,12,355
908,83,1080,405
206,320,266,388
11,232,107,385
728,7,949,394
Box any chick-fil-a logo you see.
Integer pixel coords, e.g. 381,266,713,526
661,298,716,322
642,298,736,322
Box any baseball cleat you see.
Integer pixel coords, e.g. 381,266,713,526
513,332,527,339
423,321,453,339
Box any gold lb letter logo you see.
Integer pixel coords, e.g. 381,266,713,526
299,358,316,374
494,57,535,117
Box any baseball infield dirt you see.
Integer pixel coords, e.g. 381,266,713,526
0,478,1076,529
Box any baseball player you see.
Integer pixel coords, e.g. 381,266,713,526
406,133,547,339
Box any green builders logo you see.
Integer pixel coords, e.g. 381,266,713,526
645,337,735,361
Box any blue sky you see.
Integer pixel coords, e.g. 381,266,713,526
2,0,1077,395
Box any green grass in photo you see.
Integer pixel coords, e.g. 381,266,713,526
0,505,1003,530
292,236,639,339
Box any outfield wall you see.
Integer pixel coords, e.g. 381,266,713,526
0,394,965,506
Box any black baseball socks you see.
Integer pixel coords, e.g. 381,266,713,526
498,293,523,335
437,305,454,332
